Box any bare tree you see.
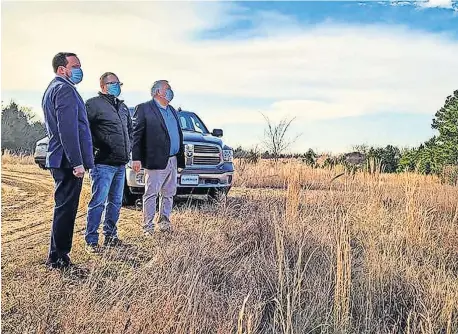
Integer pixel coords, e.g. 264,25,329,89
261,112,300,161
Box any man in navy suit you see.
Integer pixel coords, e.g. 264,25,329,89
42,52,94,269
132,80,185,234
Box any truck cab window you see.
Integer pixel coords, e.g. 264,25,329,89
191,118,204,134
179,112,210,134
179,117,188,130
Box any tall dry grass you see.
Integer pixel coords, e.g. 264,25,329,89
1,150,35,166
2,159,458,333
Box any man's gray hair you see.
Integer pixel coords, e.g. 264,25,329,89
151,80,169,96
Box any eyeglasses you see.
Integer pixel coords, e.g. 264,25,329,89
106,81,123,86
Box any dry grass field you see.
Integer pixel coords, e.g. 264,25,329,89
1,153,458,333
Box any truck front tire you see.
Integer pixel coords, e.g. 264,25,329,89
122,184,136,206
208,187,230,202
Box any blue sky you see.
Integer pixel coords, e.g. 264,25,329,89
2,1,458,153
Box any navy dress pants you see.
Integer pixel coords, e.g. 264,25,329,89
47,168,83,263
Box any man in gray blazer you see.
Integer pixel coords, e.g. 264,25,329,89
131,80,185,234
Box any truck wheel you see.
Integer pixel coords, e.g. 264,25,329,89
122,185,136,206
209,187,228,202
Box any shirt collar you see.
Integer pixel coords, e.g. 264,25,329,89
55,74,75,86
153,98,169,111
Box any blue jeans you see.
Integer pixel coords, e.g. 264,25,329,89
85,164,125,245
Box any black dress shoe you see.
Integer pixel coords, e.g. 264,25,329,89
46,257,71,270
61,254,71,265
104,236,122,247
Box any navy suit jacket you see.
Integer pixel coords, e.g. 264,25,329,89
132,100,185,170
42,76,94,169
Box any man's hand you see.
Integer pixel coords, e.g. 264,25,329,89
73,165,85,178
132,160,142,173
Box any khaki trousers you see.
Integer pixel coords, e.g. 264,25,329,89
143,156,177,231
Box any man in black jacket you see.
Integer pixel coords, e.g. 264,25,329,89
132,80,185,234
84,72,132,253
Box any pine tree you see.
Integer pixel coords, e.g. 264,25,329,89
431,89,458,166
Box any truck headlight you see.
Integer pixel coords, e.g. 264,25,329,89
135,172,145,184
223,149,233,162
185,144,194,153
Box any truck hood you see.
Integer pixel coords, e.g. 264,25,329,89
183,131,223,147
37,137,49,145
37,132,230,149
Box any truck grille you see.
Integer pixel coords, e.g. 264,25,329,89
193,156,221,165
194,145,219,154
189,144,222,166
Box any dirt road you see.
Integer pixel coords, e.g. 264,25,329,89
1,164,147,268
3,165,63,248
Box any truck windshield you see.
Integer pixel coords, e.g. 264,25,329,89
178,112,209,134
128,108,209,134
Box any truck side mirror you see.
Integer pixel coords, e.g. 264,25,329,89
212,129,223,137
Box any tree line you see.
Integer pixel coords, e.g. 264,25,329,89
235,89,458,184
1,89,457,184
1,101,47,154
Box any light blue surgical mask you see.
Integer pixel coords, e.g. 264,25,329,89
165,88,174,102
107,83,121,97
69,68,83,85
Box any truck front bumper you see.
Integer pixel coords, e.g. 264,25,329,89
126,167,234,195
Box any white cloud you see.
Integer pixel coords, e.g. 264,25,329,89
390,0,456,8
390,1,415,6
2,1,458,151
421,0,454,8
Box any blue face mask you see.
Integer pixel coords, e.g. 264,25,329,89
165,88,174,102
107,83,121,97
69,68,83,85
